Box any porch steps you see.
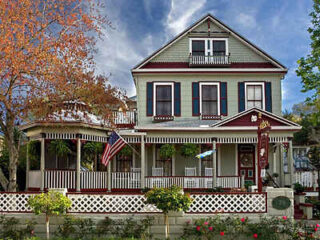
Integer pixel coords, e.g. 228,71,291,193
294,204,304,219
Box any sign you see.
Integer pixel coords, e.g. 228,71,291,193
272,196,291,210
260,169,266,177
257,114,270,169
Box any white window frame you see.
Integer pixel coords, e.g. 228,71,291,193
244,82,265,110
189,38,229,56
153,82,174,116
199,82,220,116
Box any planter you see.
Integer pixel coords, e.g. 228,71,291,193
294,193,306,205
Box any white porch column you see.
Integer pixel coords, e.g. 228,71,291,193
140,135,145,189
273,144,278,174
172,144,175,176
198,145,201,176
76,135,81,192
152,144,156,168
40,134,45,191
25,139,30,191
212,139,217,188
279,144,285,187
288,138,294,186
107,159,111,192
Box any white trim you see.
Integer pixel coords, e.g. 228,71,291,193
152,144,156,168
133,15,286,70
235,144,238,176
255,144,258,185
189,38,229,56
199,82,220,116
132,68,287,73
218,145,221,176
135,126,301,131
153,82,174,117
245,82,265,111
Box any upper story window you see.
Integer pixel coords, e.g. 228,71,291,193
190,38,228,56
200,82,220,116
212,41,226,56
192,40,205,56
154,83,174,116
245,82,265,110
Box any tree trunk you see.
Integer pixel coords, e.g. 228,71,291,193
164,213,169,239
46,215,50,239
5,123,19,192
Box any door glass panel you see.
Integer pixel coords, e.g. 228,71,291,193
239,153,253,167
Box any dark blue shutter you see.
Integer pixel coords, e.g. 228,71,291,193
174,82,181,116
265,82,272,112
238,82,245,112
192,82,200,116
146,82,153,116
220,82,227,116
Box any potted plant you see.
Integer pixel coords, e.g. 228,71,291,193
181,143,198,158
145,185,192,239
159,144,176,160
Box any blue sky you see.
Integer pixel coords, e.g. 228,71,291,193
94,0,314,111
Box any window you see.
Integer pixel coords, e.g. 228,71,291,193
154,83,174,116
245,83,265,110
156,145,172,176
213,41,226,56
116,155,132,172
200,83,220,116
190,38,228,56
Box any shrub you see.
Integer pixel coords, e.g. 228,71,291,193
159,144,176,159
181,143,198,158
0,215,36,240
145,185,192,238
294,183,305,194
28,190,71,239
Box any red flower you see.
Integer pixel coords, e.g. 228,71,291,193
253,233,258,238
315,228,318,232
208,226,213,231
220,232,225,236
31,230,34,235
241,218,245,223
282,216,287,220
317,224,320,228
204,221,209,225
196,226,201,231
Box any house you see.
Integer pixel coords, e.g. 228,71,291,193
21,14,301,193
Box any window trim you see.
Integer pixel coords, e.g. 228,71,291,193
189,38,229,56
244,82,265,110
199,82,220,116
153,82,174,116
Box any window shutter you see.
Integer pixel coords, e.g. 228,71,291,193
174,82,181,116
192,82,200,116
265,82,272,112
220,82,228,116
146,82,153,116
238,82,245,112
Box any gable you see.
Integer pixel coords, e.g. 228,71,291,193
212,108,301,130
134,14,286,70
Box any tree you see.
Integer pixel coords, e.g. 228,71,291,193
28,190,71,239
0,0,125,191
308,146,320,199
296,0,320,123
145,186,193,239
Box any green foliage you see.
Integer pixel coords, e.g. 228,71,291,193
55,215,153,239
118,145,132,157
181,215,318,240
293,183,305,194
145,185,193,214
309,146,320,169
181,143,198,158
28,191,71,216
48,140,72,158
296,0,320,120
28,141,41,170
159,144,176,159
0,215,36,240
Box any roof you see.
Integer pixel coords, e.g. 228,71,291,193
132,13,287,71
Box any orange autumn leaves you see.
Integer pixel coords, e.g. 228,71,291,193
0,0,125,124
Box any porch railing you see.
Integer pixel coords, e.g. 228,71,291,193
44,170,76,189
145,176,241,189
113,111,136,127
81,171,108,189
189,54,230,66
294,170,318,188
111,172,141,189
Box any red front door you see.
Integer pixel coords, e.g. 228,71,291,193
238,144,256,185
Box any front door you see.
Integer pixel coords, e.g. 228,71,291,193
238,144,255,185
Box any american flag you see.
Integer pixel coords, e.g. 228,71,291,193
101,131,126,166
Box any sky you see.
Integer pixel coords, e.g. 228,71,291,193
94,0,314,111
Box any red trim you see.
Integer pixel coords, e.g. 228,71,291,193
238,144,256,185
300,203,313,207
141,62,277,69
134,71,287,74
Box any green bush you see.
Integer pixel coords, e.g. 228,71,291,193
159,144,176,159
293,183,305,194
0,215,36,240
181,143,198,158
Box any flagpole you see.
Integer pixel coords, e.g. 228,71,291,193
115,131,141,157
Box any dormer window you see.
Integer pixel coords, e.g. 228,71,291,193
189,38,229,66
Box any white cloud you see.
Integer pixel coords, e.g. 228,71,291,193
166,0,207,36
236,13,257,29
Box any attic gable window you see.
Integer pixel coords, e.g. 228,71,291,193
189,38,228,56
192,40,205,56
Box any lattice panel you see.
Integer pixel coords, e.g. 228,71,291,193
0,193,36,212
67,194,161,213
188,193,266,213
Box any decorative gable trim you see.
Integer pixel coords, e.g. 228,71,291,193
132,14,287,71
211,107,301,129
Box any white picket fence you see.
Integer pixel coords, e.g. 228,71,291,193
146,176,241,189
294,171,318,188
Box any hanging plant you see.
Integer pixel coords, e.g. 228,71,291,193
119,145,132,157
181,143,198,158
159,144,176,159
